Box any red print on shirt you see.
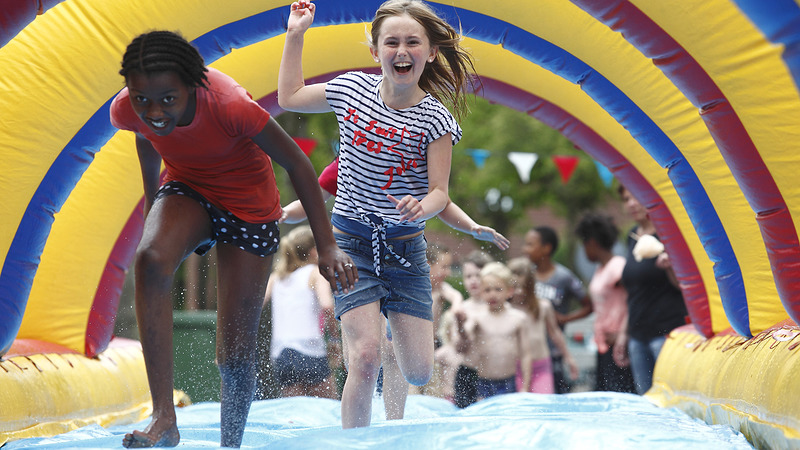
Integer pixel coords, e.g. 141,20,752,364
345,110,427,189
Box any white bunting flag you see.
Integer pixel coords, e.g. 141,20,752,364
508,152,539,183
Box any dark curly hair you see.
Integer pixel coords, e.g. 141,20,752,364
119,30,208,88
575,213,619,251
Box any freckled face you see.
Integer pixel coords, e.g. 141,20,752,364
371,13,437,88
126,70,196,136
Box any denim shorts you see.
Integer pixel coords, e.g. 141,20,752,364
154,181,280,257
273,348,331,387
333,232,432,321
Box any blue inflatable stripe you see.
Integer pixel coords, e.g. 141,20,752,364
733,0,800,90
448,7,749,335
0,100,116,354
0,1,754,352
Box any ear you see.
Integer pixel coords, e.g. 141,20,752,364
370,46,380,63
428,46,438,63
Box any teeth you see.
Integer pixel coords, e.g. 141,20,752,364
151,120,166,128
395,62,411,68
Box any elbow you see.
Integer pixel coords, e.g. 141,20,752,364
277,91,291,110
276,87,296,111
277,85,305,112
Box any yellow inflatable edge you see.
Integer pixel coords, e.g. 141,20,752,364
0,337,189,445
646,324,800,450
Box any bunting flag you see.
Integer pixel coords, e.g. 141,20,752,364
293,137,318,156
593,159,614,187
552,155,580,184
507,152,539,183
466,148,491,168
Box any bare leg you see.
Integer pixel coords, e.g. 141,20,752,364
387,311,435,387
339,303,383,428
380,318,408,420
123,195,212,448
215,244,272,447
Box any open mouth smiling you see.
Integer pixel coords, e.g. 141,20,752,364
148,118,168,129
394,62,412,74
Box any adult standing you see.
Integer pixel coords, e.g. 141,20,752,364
614,186,688,394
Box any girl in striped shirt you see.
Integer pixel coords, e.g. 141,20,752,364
278,0,476,428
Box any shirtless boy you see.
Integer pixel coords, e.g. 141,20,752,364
456,262,534,400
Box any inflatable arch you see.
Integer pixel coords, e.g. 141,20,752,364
2,0,800,446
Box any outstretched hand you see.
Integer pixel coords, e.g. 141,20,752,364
387,194,424,222
287,1,315,33
317,245,358,294
470,224,510,250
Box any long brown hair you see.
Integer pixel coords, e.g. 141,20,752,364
507,257,540,320
369,0,478,120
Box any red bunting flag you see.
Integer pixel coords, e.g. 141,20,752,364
552,155,579,184
293,137,318,156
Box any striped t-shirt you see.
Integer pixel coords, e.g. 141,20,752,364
326,71,462,228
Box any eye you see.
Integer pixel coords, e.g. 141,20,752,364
134,96,149,104
162,96,176,105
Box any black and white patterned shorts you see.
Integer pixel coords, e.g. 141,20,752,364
154,181,280,258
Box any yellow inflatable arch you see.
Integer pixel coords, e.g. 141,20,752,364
1,0,800,447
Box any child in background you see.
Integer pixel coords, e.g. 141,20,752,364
110,30,354,447
575,213,635,393
265,226,341,399
278,0,478,428
523,225,593,393
455,262,534,400
507,257,579,393
450,250,494,408
429,245,463,348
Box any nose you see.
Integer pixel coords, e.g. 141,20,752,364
396,43,408,56
146,101,164,117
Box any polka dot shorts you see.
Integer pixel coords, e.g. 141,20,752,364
154,181,280,257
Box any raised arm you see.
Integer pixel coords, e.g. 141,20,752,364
278,1,331,113
438,201,510,250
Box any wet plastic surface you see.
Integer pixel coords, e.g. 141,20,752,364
5,392,753,449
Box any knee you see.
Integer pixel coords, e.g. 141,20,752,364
403,363,433,387
348,342,382,380
135,245,176,282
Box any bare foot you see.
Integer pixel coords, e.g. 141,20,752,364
122,418,179,448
